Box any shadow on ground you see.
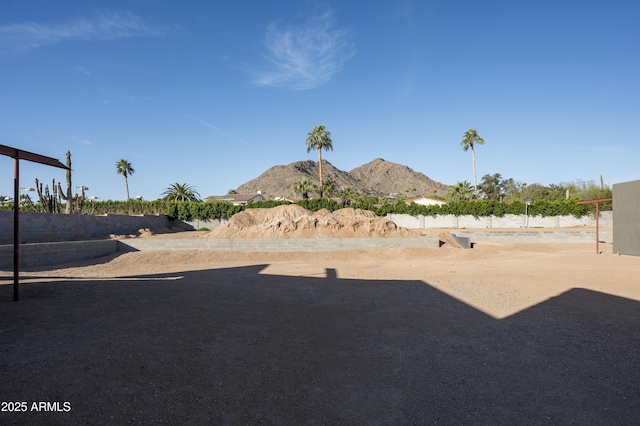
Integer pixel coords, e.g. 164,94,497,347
1,265,638,424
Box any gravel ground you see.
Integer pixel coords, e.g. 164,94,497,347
1,242,639,425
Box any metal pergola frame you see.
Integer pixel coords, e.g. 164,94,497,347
576,197,613,254
1,145,68,301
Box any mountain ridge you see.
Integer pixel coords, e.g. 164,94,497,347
230,158,449,199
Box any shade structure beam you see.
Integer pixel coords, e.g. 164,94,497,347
0,144,68,301
576,198,613,254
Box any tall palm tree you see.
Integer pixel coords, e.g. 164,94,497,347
460,129,485,193
306,125,333,198
161,183,201,202
115,159,135,200
292,177,317,199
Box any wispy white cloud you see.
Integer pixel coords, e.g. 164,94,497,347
0,10,170,53
66,134,92,145
73,66,91,75
254,7,355,90
184,113,252,147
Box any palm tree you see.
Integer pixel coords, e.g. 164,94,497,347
306,125,333,198
460,129,485,193
161,183,201,202
340,187,359,206
292,177,317,199
322,179,336,199
115,159,135,200
444,180,475,202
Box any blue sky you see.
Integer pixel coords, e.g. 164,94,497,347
1,0,638,201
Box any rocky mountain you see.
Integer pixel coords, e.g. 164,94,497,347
232,158,449,199
349,158,449,197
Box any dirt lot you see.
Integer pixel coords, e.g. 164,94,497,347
1,238,639,424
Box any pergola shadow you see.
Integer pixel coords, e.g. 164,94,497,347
1,265,638,424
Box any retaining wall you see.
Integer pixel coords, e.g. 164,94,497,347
1,210,613,245
1,229,613,270
0,237,440,269
453,230,612,244
0,240,118,269
0,211,194,242
387,211,612,229
116,237,440,253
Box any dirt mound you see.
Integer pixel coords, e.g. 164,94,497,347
136,227,185,238
207,205,421,239
437,232,464,248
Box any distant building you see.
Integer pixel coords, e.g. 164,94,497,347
406,197,446,207
205,191,265,205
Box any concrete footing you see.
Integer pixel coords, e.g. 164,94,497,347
0,230,611,269
453,230,612,244
1,237,440,269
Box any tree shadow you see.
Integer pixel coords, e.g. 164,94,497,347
0,265,638,425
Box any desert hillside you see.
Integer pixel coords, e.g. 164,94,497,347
232,158,448,199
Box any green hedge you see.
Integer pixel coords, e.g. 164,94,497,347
375,199,592,218
2,198,599,220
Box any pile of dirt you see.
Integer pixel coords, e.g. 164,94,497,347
206,205,423,239
109,227,186,239
136,227,185,238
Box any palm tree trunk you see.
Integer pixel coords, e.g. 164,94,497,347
317,147,323,198
471,147,477,193
125,176,130,200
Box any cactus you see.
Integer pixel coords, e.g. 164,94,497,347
35,150,86,214
57,151,73,214
56,150,86,214
35,178,61,213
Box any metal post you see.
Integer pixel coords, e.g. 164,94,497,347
575,197,612,255
13,158,20,301
596,202,600,254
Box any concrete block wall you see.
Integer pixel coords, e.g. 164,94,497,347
1,210,613,244
388,211,611,229
117,237,440,253
453,230,612,244
0,211,193,242
0,240,118,269
181,218,227,230
0,237,440,269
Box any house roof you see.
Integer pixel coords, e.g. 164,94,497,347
206,194,264,203
406,197,446,205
